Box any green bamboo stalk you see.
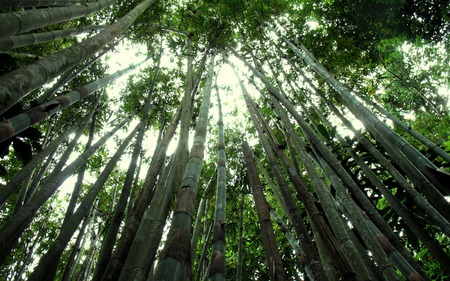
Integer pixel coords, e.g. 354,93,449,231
0,25,105,50
209,86,227,281
153,52,216,281
0,60,144,143
231,63,328,281
2,0,96,8
281,35,449,204
0,113,133,263
92,50,161,281
242,141,289,281
252,93,376,281
0,0,113,37
0,0,157,114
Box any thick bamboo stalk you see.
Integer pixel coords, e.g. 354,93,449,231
153,53,216,281
0,61,144,142
0,0,114,37
242,141,288,281
0,113,133,263
0,25,105,50
209,86,227,281
0,0,156,114
2,0,96,8
28,123,139,280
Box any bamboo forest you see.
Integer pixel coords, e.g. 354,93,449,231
0,0,450,280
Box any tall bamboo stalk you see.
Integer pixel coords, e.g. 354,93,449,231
28,123,139,280
152,52,216,281
242,141,288,281
0,113,133,263
209,86,227,281
0,0,157,114
0,61,144,142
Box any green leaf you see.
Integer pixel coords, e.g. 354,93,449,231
0,139,12,158
13,139,32,164
18,127,42,141
316,123,330,140
0,165,6,177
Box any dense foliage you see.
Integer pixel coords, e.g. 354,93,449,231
0,0,449,280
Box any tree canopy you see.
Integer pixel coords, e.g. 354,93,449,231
0,0,449,280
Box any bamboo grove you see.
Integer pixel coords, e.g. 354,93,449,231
0,0,449,280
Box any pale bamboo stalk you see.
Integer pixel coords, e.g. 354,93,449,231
0,113,133,263
242,141,289,281
153,52,216,281
209,85,227,281
0,0,157,114
0,25,105,50
192,174,216,263
2,0,96,8
0,61,144,142
28,123,139,280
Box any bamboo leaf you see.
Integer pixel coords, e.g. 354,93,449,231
13,138,32,164
17,127,42,141
316,123,330,140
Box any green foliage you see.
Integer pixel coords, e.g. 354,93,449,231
1,0,449,279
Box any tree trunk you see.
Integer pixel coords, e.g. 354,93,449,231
0,25,105,51
4,0,97,8
153,52,216,281
242,141,288,281
0,60,143,142
0,113,133,264
0,0,115,37
0,0,156,114
27,123,139,280
209,85,227,281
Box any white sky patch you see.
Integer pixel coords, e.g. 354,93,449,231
305,20,319,30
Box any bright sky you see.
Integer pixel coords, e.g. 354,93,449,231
58,39,253,199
